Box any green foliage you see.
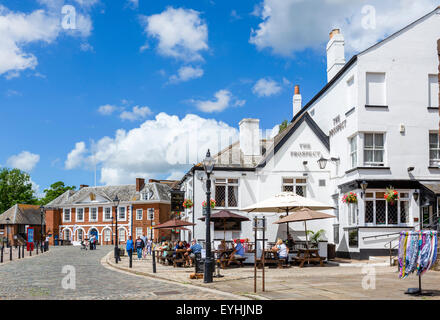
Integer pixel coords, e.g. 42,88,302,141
39,181,76,205
306,229,326,247
278,120,289,134
0,168,37,213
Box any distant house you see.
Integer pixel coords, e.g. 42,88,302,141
0,204,45,246
44,178,174,245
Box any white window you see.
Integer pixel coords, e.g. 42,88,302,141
349,136,357,168
104,229,111,242
64,229,71,240
363,133,384,166
215,178,239,208
147,208,154,221
366,72,386,106
429,132,440,166
77,229,84,241
118,206,126,221
347,76,355,108
63,209,71,222
365,191,410,225
76,208,84,222
282,178,307,197
136,227,143,239
118,228,126,242
429,74,439,108
142,189,154,200
136,209,143,220
104,207,112,221
89,207,98,222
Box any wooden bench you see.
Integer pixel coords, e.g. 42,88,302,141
292,248,324,268
216,250,246,268
256,250,285,269
172,249,187,268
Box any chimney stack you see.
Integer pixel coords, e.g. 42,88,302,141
327,28,346,82
136,178,145,192
239,119,261,158
293,85,302,117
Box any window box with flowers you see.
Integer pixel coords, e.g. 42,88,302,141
183,199,193,209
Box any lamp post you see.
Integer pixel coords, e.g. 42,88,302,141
5,217,10,248
203,149,215,283
40,205,44,252
111,214,114,245
113,195,120,264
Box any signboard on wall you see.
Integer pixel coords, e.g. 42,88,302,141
27,227,34,243
171,190,185,212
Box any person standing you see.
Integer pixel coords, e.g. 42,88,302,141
89,235,94,250
44,234,50,252
126,236,134,261
146,238,152,255
135,236,145,260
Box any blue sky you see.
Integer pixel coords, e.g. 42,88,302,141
0,0,437,195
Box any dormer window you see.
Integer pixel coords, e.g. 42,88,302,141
142,189,154,201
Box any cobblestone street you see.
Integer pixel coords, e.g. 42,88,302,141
0,246,231,300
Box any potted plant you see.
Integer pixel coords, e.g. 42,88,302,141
306,229,326,248
182,199,193,209
384,187,399,205
202,199,216,209
342,192,358,204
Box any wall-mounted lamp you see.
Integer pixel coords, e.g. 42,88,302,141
407,167,415,172
317,157,328,169
303,161,308,166
330,157,340,164
413,190,419,202
360,180,368,198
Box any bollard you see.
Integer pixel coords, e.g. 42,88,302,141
30,245,32,257
1,246,3,263
18,245,21,259
152,250,156,273
22,245,24,258
36,242,39,255
129,249,132,268
10,246,12,261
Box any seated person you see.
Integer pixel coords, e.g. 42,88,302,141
185,239,202,267
286,234,295,250
230,239,245,260
217,240,227,251
272,239,289,265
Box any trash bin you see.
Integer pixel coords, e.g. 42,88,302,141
195,255,215,275
327,243,336,260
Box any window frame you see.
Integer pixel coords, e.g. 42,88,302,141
349,135,358,169
281,177,307,197
63,208,71,222
103,207,112,222
118,206,126,221
366,72,386,106
147,208,155,221
429,132,440,166
89,207,98,222
364,190,410,226
214,178,239,209
103,228,111,242
363,132,385,167
76,208,84,222
136,209,143,221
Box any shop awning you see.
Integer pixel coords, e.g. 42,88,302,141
420,181,440,195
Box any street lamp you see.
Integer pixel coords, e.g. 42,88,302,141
317,156,328,170
5,217,10,248
360,181,368,198
203,149,215,283
40,205,44,252
113,195,120,264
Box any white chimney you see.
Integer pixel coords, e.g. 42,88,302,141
327,29,346,82
293,85,302,117
239,119,261,157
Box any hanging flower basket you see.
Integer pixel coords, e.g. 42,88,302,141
182,199,193,209
202,199,216,209
342,192,358,204
384,187,399,205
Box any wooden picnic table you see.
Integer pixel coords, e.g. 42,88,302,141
292,248,324,268
172,249,188,267
256,250,285,269
214,249,246,268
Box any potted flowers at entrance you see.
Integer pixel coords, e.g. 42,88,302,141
182,199,193,209
202,199,216,209
384,187,399,205
342,192,358,204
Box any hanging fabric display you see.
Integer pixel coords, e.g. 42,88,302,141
398,230,438,293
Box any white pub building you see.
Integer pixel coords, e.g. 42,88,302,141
179,7,440,259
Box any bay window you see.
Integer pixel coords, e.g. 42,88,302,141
363,133,384,166
215,178,239,208
364,191,410,225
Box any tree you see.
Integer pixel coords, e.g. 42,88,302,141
278,120,289,134
39,181,76,205
0,168,37,213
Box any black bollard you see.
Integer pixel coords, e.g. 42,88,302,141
129,249,132,268
36,242,39,255
152,249,156,273
1,246,3,263
30,245,32,256
18,245,21,259
10,246,12,261
22,245,24,258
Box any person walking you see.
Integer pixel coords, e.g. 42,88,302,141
135,236,145,260
146,238,152,255
126,236,134,262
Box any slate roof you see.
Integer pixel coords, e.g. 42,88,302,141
0,204,44,225
45,183,171,208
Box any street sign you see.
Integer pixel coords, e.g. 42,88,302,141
171,190,185,212
27,228,34,243
253,217,266,230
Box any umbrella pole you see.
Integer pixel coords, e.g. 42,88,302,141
305,221,309,249
286,209,290,239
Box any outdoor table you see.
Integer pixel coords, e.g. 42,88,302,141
292,248,324,268
214,249,244,269
172,249,188,267
257,250,283,268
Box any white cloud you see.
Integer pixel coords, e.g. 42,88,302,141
0,1,96,77
120,106,153,121
98,104,118,115
249,0,438,56
65,141,88,169
7,151,40,172
169,65,204,83
252,78,282,97
192,90,233,113
141,7,208,61
65,113,239,185
80,42,94,52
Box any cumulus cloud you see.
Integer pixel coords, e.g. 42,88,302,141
252,78,282,97
250,0,438,56
0,1,97,77
191,90,233,113
120,106,153,121
140,7,208,61
98,104,119,115
7,151,40,172
169,66,204,83
65,113,240,185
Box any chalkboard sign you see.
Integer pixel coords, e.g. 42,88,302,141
171,190,185,212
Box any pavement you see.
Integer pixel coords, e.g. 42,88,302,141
0,246,237,300
106,252,440,300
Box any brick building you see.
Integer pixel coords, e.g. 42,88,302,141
44,178,173,245
0,204,45,246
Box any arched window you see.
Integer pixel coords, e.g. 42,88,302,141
64,229,71,240
104,229,111,242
